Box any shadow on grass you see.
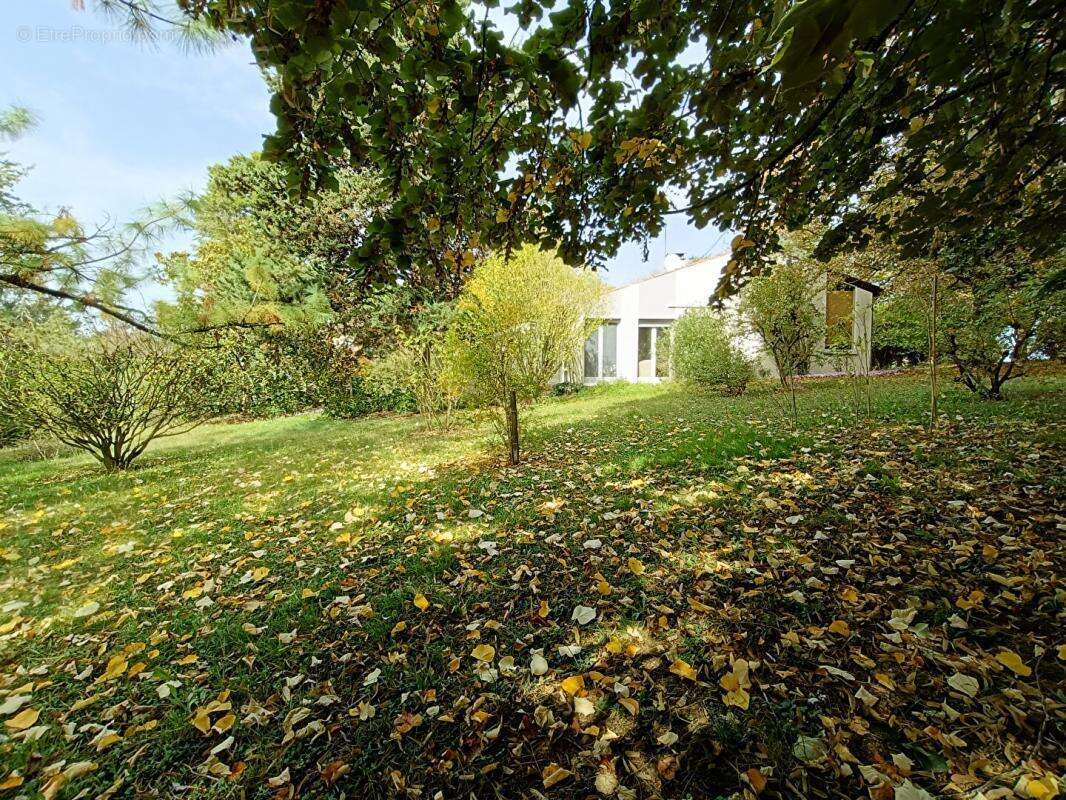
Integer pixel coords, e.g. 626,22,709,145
0,372,1063,798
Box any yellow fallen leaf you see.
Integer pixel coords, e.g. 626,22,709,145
251,566,270,581
618,697,639,715
40,773,67,800
996,649,1032,677
1016,774,1060,800
190,707,211,734
0,772,24,790
97,655,128,683
723,686,751,710
471,644,495,662
720,660,752,709
72,601,100,619
669,659,698,681
213,713,236,733
627,557,645,575
413,593,430,611
4,708,39,731
538,599,550,618
94,732,121,751
560,675,585,695
956,589,985,610
688,596,712,613
828,620,851,636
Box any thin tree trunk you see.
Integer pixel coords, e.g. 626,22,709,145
787,371,798,426
930,271,939,430
505,389,520,465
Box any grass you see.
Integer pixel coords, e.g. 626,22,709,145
0,369,1063,799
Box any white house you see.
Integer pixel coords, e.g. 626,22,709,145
575,252,881,384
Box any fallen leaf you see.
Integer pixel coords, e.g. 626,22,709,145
4,708,39,731
543,763,572,789
995,649,1032,677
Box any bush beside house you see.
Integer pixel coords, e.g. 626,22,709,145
671,308,753,394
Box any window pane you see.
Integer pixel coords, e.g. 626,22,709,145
826,290,854,347
584,329,599,378
638,327,653,377
655,327,671,377
602,323,617,377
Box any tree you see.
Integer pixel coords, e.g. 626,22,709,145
670,308,753,395
170,0,1062,297
362,301,460,426
939,244,1064,400
740,258,821,420
443,246,606,464
0,329,212,470
0,106,185,334
157,153,385,332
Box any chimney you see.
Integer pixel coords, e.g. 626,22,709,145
662,252,686,272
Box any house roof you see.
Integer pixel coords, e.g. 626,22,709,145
838,275,884,297
607,253,884,298
607,252,730,292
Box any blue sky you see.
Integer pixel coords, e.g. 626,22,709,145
3,1,730,306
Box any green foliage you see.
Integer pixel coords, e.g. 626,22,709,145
158,152,380,331
938,243,1066,399
180,0,1063,296
444,246,607,406
362,303,459,424
0,330,211,469
0,312,79,444
315,285,448,419
872,291,929,366
740,259,821,384
671,309,753,395
190,328,324,418
443,245,607,460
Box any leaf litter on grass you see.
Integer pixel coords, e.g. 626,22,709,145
0,384,1062,800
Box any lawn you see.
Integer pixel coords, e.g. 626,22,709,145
0,371,1063,799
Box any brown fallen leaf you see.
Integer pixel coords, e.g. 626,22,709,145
543,763,572,789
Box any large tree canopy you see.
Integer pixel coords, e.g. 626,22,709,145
178,0,1064,295
159,152,383,331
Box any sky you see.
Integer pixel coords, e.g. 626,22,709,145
2,1,731,309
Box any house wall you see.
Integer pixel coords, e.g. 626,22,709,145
808,285,875,375
572,255,876,385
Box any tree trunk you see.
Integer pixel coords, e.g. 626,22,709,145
929,271,939,429
504,389,520,465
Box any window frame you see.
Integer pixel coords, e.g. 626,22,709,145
583,320,619,381
825,288,856,351
637,320,672,380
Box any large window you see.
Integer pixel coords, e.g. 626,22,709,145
637,324,671,378
584,322,618,379
826,289,855,348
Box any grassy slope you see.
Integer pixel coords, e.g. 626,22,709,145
0,371,1063,799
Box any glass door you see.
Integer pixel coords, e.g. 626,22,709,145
638,324,671,379
583,322,618,380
